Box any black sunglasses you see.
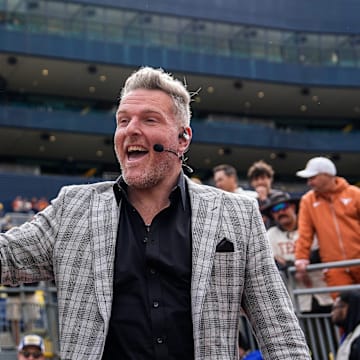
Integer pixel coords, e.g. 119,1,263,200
20,350,43,359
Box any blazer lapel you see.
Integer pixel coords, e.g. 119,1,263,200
189,188,223,333
90,187,119,324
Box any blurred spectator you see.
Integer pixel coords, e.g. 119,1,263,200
247,160,282,228
6,283,41,346
213,164,257,197
12,196,24,212
34,197,49,212
255,185,270,225
0,213,12,232
262,191,333,313
31,197,38,213
247,160,279,201
10,195,49,214
295,157,360,297
238,331,263,359
11,196,33,214
254,184,268,206
17,334,45,360
331,290,360,360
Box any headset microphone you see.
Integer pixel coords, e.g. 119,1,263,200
153,144,178,157
153,144,194,173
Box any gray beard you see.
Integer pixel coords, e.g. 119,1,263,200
120,156,173,189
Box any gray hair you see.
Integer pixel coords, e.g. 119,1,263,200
120,67,191,126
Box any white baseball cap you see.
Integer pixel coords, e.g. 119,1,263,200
296,157,337,178
18,334,45,352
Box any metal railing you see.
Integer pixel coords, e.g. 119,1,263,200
287,258,360,360
1,259,359,359
0,283,59,359
288,259,360,308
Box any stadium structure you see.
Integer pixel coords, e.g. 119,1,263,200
0,0,360,358
0,0,360,201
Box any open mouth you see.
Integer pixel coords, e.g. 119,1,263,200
127,145,149,161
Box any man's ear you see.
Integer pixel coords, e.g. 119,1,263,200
179,127,191,140
179,127,192,150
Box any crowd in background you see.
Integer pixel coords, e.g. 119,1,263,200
0,195,50,352
0,155,359,359
210,157,360,359
0,196,49,232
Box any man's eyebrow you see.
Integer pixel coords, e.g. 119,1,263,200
141,110,163,116
116,109,163,116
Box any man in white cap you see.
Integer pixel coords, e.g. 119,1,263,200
18,334,45,359
294,157,360,297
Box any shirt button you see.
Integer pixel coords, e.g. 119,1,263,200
143,237,148,243
156,337,164,344
153,301,159,308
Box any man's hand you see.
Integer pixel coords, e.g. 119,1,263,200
295,259,309,272
295,259,312,287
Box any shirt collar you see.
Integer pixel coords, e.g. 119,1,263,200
113,171,187,209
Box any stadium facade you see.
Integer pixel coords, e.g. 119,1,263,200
0,0,359,203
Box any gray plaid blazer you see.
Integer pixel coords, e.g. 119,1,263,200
0,178,310,359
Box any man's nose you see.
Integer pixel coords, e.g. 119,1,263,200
125,118,143,135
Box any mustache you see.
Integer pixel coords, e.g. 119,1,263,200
277,214,289,220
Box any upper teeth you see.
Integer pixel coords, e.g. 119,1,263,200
128,146,146,152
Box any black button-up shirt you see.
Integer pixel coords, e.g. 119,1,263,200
102,173,194,360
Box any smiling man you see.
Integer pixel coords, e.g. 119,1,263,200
0,67,310,359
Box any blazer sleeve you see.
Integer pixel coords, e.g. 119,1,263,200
0,186,66,285
241,199,310,359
